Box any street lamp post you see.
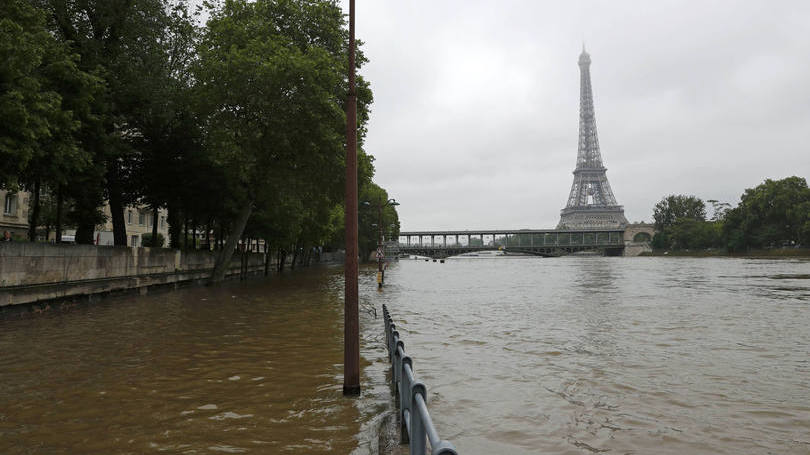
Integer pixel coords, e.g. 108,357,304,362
343,0,360,397
374,198,399,287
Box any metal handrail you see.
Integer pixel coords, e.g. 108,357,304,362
383,304,458,455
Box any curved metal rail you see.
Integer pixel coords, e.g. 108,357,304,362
383,304,458,455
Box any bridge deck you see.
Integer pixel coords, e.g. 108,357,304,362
397,229,626,257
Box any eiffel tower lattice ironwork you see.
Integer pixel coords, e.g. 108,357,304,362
558,47,628,230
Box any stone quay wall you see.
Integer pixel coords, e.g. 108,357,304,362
0,243,267,307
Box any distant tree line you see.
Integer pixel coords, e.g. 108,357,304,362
652,176,810,252
0,0,397,280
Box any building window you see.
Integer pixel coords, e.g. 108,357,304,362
138,211,145,225
127,210,132,224
131,235,139,247
3,194,16,215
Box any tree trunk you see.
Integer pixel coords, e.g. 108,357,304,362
263,241,269,276
240,243,246,281
167,204,182,248
151,206,159,247
70,182,100,245
278,248,286,273
191,219,198,250
291,242,300,270
205,219,212,251
75,222,95,244
55,186,63,243
106,165,127,246
183,217,189,249
28,179,41,242
209,203,252,284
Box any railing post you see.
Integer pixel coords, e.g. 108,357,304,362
410,382,427,455
389,325,397,359
391,331,400,380
400,357,413,444
394,340,404,397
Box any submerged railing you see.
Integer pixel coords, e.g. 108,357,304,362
383,304,458,455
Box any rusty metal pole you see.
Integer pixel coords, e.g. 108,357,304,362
343,0,361,397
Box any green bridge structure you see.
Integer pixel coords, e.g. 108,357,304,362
397,228,644,258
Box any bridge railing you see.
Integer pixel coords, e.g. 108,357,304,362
383,304,458,455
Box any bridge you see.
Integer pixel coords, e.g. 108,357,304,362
397,228,629,258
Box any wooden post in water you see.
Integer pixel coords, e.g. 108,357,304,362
343,0,361,396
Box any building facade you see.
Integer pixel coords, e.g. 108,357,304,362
88,205,170,247
1,190,30,240
2,188,168,247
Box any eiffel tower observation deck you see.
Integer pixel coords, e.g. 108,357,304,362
558,47,629,230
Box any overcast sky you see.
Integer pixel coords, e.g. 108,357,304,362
338,0,810,230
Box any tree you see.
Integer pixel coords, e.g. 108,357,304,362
653,195,706,231
667,218,723,250
196,0,372,282
0,0,56,186
358,182,400,262
0,1,101,242
126,2,200,248
724,177,810,251
39,0,195,244
706,199,732,222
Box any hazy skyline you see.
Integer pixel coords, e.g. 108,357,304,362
344,1,810,230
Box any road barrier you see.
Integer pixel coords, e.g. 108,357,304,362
383,304,458,455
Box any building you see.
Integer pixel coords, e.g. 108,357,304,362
78,205,170,247
2,188,169,247
1,190,29,240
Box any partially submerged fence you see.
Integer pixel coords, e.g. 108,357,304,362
383,304,458,455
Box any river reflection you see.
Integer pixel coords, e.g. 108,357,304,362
380,256,810,454
0,266,392,454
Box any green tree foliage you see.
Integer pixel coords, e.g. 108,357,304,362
653,194,706,231
37,0,197,244
651,195,724,250
357,182,400,262
0,0,96,189
723,176,810,251
196,0,374,281
1,0,101,242
2,0,399,277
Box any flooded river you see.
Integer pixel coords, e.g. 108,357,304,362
1,257,809,454
0,267,392,454
380,257,810,454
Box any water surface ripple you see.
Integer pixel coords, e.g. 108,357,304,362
0,266,391,454
377,257,810,454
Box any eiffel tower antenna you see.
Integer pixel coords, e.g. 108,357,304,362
558,48,628,230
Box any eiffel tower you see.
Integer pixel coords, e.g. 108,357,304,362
558,47,628,230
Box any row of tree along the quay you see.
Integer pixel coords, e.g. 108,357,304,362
0,0,399,281
650,176,810,255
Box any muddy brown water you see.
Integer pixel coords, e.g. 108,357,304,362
0,266,392,454
380,256,810,454
2,257,809,454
